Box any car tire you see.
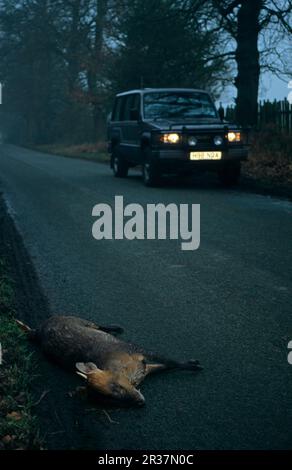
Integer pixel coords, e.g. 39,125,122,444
112,147,129,178
142,148,161,187
218,162,241,187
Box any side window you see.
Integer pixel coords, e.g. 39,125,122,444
131,94,141,116
123,95,134,121
112,97,123,121
115,94,140,121
119,96,128,121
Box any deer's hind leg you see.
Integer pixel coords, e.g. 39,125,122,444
145,363,169,375
69,316,124,335
144,355,203,377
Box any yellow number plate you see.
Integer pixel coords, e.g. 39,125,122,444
190,151,222,160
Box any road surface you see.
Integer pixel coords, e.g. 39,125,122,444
0,144,292,450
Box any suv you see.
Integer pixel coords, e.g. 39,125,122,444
108,88,249,187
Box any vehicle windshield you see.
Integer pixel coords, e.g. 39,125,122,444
143,91,217,120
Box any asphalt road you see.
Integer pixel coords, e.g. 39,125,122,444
0,144,292,450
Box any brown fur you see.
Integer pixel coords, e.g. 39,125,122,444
17,315,202,406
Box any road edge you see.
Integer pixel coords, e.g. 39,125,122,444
20,143,292,202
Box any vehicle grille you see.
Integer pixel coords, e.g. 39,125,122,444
186,133,225,149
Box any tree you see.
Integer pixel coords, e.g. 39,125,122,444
86,0,109,140
58,0,110,139
0,0,64,143
212,0,292,126
108,0,229,96
0,0,108,143
4,0,289,142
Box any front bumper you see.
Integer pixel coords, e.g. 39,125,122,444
158,147,248,161
153,146,248,172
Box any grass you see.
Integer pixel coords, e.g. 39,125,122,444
0,259,41,450
32,142,110,164
243,126,292,185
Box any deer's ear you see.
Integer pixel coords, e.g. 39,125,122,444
76,362,102,376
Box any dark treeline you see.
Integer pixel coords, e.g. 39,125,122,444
0,0,291,144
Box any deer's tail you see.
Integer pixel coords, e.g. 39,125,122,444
15,319,36,340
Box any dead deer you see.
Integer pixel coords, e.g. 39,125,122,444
17,315,202,406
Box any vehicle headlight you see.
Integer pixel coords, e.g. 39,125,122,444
228,131,241,142
161,133,181,144
214,135,223,146
188,136,198,146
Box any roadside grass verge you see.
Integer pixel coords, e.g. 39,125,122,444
32,142,110,164
0,259,41,450
26,129,292,199
32,129,292,183
243,127,292,185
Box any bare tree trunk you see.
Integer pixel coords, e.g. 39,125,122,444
65,0,82,141
87,0,107,141
235,0,262,126
68,0,81,94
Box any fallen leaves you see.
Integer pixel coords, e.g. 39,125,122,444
6,411,23,421
244,127,292,184
2,434,16,444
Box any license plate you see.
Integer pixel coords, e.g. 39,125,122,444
190,151,222,160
